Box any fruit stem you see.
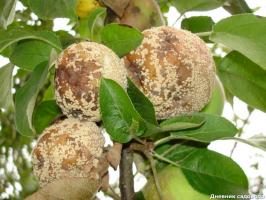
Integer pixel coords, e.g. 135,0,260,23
119,144,135,200
147,154,163,200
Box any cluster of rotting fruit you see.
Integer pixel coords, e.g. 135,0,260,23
27,25,216,200
27,42,127,200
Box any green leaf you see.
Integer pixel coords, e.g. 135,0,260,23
127,78,157,125
43,84,55,101
218,51,266,112
223,0,252,15
181,16,214,42
20,0,29,7
160,115,206,132
247,135,266,151
171,0,225,13
56,30,80,49
28,0,77,20
148,115,205,141
181,148,248,196
181,16,214,32
10,40,53,71
170,114,238,143
15,62,49,137
33,100,62,134
0,28,62,54
100,78,145,143
210,14,266,70
0,0,17,29
222,135,266,152
101,23,143,57
155,143,248,196
135,191,145,200
0,63,14,109
87,7,106,42
0,43,16,57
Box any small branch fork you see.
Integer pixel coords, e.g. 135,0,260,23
119,138,181,200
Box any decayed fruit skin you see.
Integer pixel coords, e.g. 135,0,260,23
119,0,165,31
124,26,215,119
31,118,108,200
55,42,127,121
76,0,101,18
26,178,101,200
201,76,225,115
143,166,211,200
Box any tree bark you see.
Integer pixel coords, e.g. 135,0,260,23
119,144,135,200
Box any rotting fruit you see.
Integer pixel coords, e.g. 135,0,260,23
124,26,215,119
55,42,127,121
31,118,108,200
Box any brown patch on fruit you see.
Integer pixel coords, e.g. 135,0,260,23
40,177,101,200
124,26,215,119
32,118,106,188
55,42,127,121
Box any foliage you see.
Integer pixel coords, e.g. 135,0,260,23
0,0,266,199
101,24,144,57
155,143,248,195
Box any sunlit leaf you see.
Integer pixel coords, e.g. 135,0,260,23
218,51,266,112
169,114,237,143
210,14,266,70
171,0,225,13
0,29,62,54
15,62,49,136
28,0,77,20
0,63,14,109
155,143,248,196
33,100,62,134
100,78,145,143
0,0,17,29
101,24,143,57
10,40,53,71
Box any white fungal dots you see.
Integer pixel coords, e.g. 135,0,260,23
124,26,215,119
32,118,106,186
31,118,107,199
29,26,216,199
55,42,127,122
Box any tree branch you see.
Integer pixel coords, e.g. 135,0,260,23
119,144,135,200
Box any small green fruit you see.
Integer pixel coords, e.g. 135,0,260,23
143,166,210,200
201,76,225,115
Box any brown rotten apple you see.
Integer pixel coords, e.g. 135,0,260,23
124,26,215,119
31,118,108,200
55,42,127,121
